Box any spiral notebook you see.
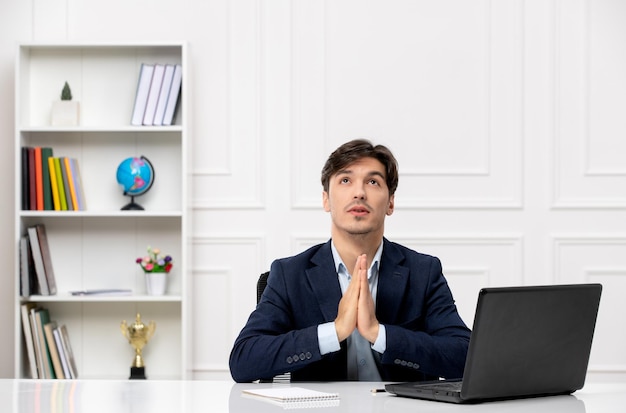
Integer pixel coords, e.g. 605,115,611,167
242,386,340,408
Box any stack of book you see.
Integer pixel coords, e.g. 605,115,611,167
131,63,182,126
20,224,56,297
20,146,86,211
20,303,78,379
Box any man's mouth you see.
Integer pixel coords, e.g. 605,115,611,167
348,205,370,216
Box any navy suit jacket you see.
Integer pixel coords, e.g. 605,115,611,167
229,238,471,382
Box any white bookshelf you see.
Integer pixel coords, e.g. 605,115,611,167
13,43,189,379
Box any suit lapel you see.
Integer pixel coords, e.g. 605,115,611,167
307,241,343,322
376,239,410,324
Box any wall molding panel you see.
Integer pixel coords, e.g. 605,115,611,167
553,0,626,209
291,0,523,210
552,235,626,373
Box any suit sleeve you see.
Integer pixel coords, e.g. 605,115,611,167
228,261,323,382
380,256,471,380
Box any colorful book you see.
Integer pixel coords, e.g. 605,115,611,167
53,157,68,211
60,157,74,211
48,157,61,210
41,147,54,210
63,157,79,211
69,158,86,210
21,147,30,210
34,147,43,210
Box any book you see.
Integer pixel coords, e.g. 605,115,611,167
53,157,68,210
241,387,340,404
48,157,61,210
29,307,44,378
60,157,73,211
34,147,43,210
153,64,175,125
68,158,86,210
63,157,79,210
52,327,71,379
35,224,57,295
70,289,132,296
44,321,65,379
28,147,36,210
143,63,165,125
21,146,30,210
41,147,54,210
27,226,49,296
162,64,182,126
34,308,56,379
131,63,155,126
20,303,39,379
58,325,78,379
19,236,34,297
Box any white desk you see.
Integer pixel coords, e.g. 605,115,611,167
2,379,624,412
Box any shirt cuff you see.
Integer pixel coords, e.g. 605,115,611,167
318,322,341,355
371,324,386,354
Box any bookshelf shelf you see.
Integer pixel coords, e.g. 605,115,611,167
13,43,189,380
24,294,183,303
20,126,184,133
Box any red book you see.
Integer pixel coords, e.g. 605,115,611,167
34,147,43,210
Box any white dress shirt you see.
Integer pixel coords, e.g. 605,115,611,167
317,241,386,380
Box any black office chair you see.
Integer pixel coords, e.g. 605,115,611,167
256,271,269,304
256,271,291,383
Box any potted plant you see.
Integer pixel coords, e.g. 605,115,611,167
51,81,80,126
136,246,173,295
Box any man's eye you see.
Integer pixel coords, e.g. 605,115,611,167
341,178,350,184
369,179,379,185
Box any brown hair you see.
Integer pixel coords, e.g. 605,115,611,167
321,139,399,196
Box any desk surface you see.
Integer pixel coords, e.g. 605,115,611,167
2,379,625,412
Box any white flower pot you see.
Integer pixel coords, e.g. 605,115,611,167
51,101,80,126
145,272,167,296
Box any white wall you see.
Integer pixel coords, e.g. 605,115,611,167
1,0,625,382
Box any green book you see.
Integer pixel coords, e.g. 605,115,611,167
34,308,56,379
53,158,68,211
41,147,54,210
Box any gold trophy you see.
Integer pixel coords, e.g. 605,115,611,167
121,313,155,379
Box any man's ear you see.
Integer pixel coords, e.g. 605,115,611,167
387,194,395,216
322,191,330,212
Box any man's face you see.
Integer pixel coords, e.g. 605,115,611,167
322,157,395,238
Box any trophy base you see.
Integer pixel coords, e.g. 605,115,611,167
129,366,146,380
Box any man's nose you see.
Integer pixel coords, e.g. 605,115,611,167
353,183,366,199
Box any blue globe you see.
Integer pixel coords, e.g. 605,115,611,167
116,156,154,210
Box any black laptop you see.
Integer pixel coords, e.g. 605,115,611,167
385,283,602,404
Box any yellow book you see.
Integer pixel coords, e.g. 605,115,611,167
53,158,68,210
63,157,79,211
47,157,60,210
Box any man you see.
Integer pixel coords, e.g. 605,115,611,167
229,139,471,382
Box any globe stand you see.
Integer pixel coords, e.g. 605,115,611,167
117,155,154,211
121,195,144,211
